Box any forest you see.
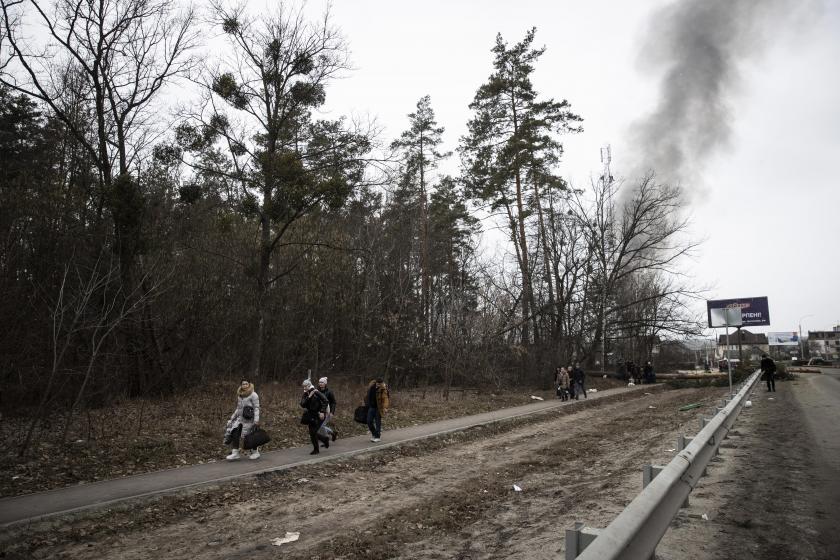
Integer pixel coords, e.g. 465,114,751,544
0,0,703,417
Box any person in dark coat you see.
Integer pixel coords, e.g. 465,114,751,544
318,377,338,442
643,361,655,384
365,377,390,442
760,354,777,392
632,363,642,385
300,379,330,454
572,364,586,399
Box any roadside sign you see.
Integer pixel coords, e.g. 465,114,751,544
707,297,770,328
768,332,799,346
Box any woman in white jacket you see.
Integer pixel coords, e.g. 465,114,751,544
225,380,261,461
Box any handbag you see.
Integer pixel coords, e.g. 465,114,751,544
317,422,329,437
243,427,270,450
243,405,255,420
353,405,369,424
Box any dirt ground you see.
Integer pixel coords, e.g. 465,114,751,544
7,375,833,560
2,385,732,560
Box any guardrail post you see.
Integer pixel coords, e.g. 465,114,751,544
644,463,688,508
565,522,601,559
712,410,723,454
642,464,664,487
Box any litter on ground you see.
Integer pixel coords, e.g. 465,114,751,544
530,395,544,401
588,388,597,393
272,532,301,546
513,484,522,492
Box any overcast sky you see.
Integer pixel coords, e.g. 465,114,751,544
288,0,838,339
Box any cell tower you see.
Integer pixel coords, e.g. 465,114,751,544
600,144,613,188
599,144,614,372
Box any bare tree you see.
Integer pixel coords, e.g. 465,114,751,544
0,0,198,280
571,173,703,365
20,247,162,455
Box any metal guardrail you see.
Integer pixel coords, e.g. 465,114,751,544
568,370,762,560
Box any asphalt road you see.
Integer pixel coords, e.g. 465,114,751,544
799,367,840,555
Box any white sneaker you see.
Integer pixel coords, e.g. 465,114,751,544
226,449,241,461
372,438,381,443
249,450,261,460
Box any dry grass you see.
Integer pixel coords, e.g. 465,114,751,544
0,376,626,498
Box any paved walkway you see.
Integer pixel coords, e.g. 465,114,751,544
0,384,658,527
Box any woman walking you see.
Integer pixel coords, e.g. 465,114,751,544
300,379,330,454
557,367,570,401
224,380,261,461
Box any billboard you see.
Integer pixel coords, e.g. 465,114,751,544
768,332,799,346
706,297,770,328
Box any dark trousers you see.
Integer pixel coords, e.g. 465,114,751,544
765,374,776,392
307,423,328,450
367,407,382,438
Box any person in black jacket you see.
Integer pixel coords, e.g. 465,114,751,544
300,379,330,454
572,364,586,399
760,354,777,392
643,361,655,384
317,377,338,443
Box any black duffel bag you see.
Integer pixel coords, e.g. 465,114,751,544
353,405,369,424
243,427,270,450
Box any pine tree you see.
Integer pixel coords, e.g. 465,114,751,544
391,96,451,343
460,28,582,345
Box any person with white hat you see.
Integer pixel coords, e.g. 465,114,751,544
317,377,338,443
300,379,330,454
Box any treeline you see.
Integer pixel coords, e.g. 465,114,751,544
0,1,702,416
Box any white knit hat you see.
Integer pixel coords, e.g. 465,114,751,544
318,377,328,385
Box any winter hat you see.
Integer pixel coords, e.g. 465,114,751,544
302,379,314,390
318,377,328,385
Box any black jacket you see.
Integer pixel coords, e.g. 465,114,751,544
760,357,776,376
321,387,337,414
300,389,328,425
572,367,585,384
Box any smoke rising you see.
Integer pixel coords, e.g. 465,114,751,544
628,0,818,195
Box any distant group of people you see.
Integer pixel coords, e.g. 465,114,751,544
618,360,656,385
554,364,587,401
223,376,390,460
553,360,657,402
